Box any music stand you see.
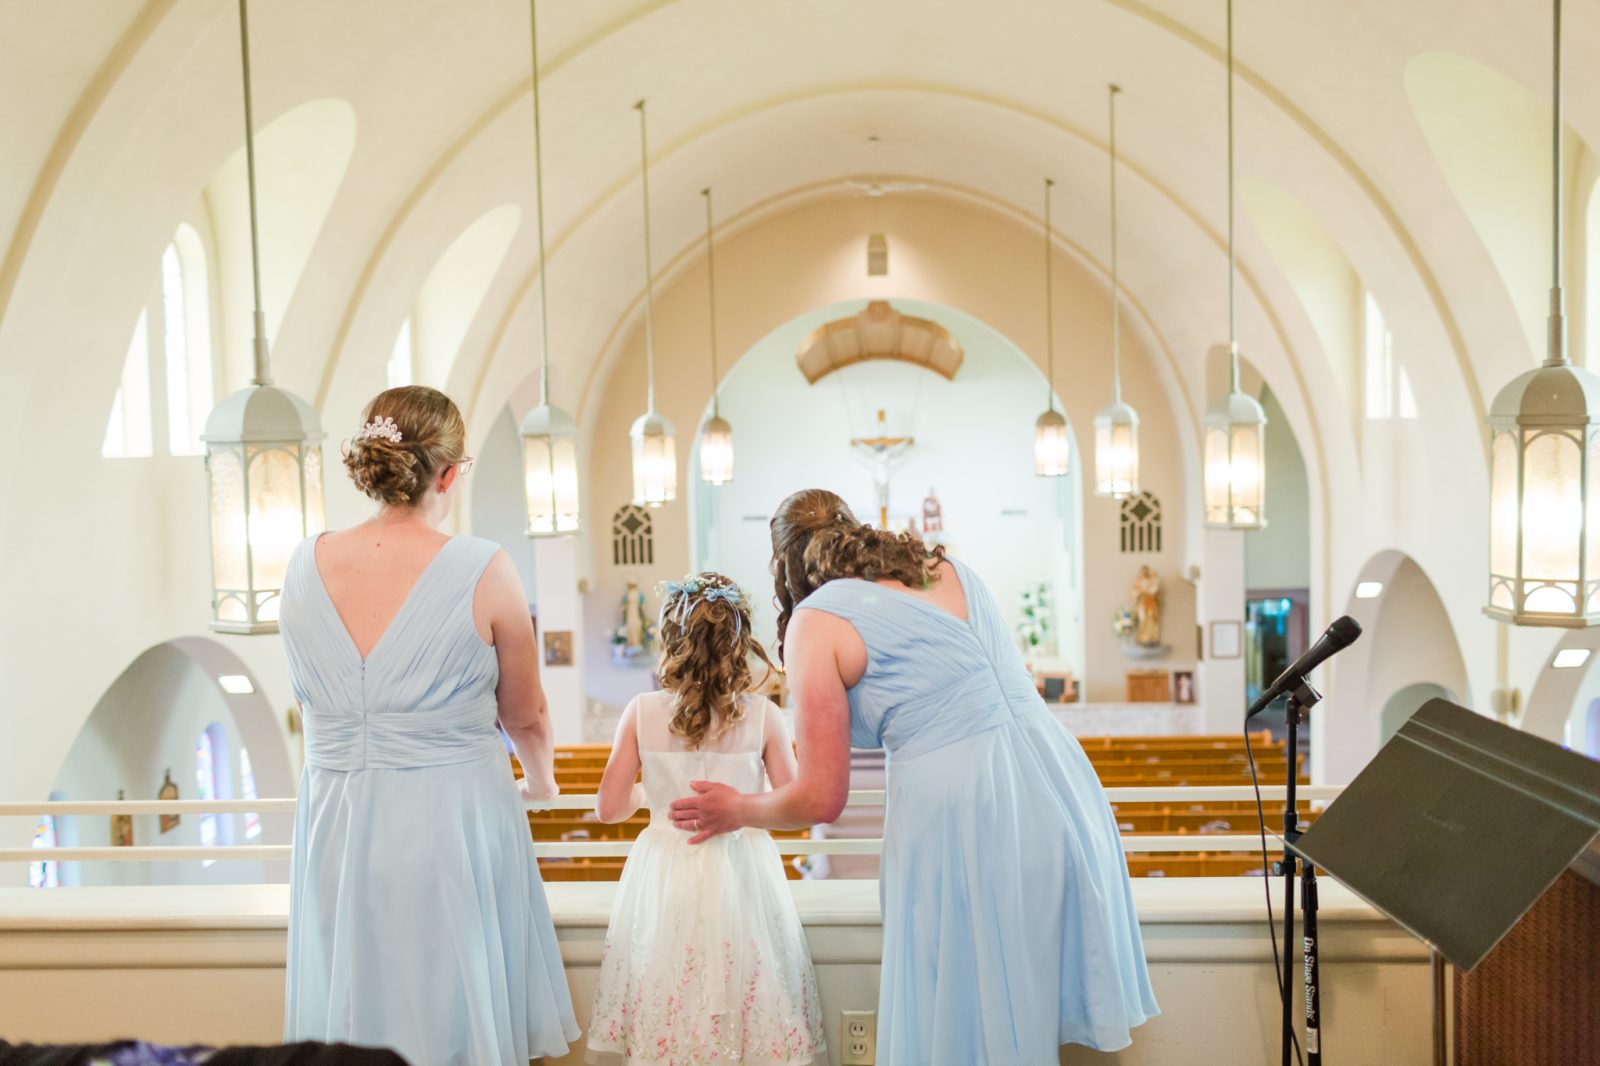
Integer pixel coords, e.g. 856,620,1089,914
1290,698,1600,1061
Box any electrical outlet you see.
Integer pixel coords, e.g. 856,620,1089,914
840,1010,876,1064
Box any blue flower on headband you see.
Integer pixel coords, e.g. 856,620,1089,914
657,578,747,640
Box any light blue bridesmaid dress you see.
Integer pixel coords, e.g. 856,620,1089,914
798,558,1158,1065
278,534,579,1065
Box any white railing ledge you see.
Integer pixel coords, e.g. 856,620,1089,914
1,785,1338,819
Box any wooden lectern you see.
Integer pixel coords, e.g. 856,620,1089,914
1291,699,1600,1064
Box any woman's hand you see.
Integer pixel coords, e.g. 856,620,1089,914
517,774,560,805
668,781,746,844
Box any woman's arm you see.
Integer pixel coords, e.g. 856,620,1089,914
476,550,558,802
596,699,646,823
760,699,798,790
669,609,855,843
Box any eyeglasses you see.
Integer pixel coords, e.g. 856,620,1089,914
456,456,475,476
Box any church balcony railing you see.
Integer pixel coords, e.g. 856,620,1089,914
0,786,1343,866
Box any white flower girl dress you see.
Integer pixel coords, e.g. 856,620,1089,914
586,690,825,1065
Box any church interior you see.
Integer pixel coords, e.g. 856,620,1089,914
4,1,1600,1063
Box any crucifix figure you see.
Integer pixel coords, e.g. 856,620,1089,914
850,409,915,528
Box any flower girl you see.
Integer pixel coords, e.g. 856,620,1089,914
586,573,825,1065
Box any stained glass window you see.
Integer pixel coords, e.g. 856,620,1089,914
240,747,261,841
29,815,58,889
196,730,218,865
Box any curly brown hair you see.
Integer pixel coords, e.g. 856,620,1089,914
341,386,467,506
655,572,776,749
769,488,946,662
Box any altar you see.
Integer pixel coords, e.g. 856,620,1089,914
1052,702,1205,737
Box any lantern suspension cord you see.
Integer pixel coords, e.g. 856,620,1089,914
1225,0,1241,393
1548,0,1568,366
529,0,554,404
702,188,720,418
1109,83,1123,405
237,0,269,386
635,100,658,414
1044,177,1056,411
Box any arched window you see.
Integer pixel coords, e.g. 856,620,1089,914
102,311,153,458
29,815,58,889
388,319,413,388
1119,491,1162,553
195,729,218,863
163,228,215,456
1362,294,1418,421
194,723,233,865
612,505,655,566
239,746,261,841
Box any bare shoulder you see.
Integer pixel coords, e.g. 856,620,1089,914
472,548,528,640
788,602,867,684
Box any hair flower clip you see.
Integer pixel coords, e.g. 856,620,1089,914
356,415,403,444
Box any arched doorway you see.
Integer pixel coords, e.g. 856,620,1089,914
46,638,291,886
1317,551,1470,783
685,297,1089,690
1379,682,1456,745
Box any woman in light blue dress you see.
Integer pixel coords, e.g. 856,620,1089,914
671,489,1157,1065
278,386,578,1065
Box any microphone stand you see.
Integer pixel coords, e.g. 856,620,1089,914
1256,677,1323,1066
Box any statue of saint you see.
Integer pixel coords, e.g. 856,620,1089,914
922,487,943,545
612,582,654,663
1132,565,1162,647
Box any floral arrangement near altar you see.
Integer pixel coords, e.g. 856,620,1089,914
1016,582,1055,657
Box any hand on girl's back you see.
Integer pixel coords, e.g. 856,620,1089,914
669,779,741,845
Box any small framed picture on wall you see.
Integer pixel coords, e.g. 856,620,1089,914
1209,620,1243,660
543,630,574,667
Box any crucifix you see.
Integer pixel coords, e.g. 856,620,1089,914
850,409,915,528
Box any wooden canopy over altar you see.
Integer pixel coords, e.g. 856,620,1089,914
796,300,964,384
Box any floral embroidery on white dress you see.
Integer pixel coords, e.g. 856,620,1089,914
585,694,825,1066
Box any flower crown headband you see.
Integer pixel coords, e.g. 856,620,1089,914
354,415,403,444
657,577,748,639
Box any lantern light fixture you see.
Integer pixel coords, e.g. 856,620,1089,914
1034,177,1071,477
519,0,581,538
1094,84,1140,499
1201,0,1267,530
202,0,326,635
629,99,677,507
698,187,734,486
1485,0,1600,627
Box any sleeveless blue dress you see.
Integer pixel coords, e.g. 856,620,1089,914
799,558,1158,1065
278,534,578,1065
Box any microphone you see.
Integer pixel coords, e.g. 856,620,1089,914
1245,615,1362,719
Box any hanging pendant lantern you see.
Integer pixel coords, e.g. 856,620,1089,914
1034,177,1071,477
1201,0,1266,531
1094,84,1140,499
203,0,325,634
630,99,677,506
1485,0,1600,626
698,187,734,485
519,0,581,537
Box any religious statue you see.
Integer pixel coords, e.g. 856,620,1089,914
922,487,943,545
850,409,914,528
1132,565,1162,647
611,581,655,665
110,789,133,848
158,769,179,834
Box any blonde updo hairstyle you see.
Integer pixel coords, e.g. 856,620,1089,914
770,488,946,663
342,386,467,506
655,572,776,750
